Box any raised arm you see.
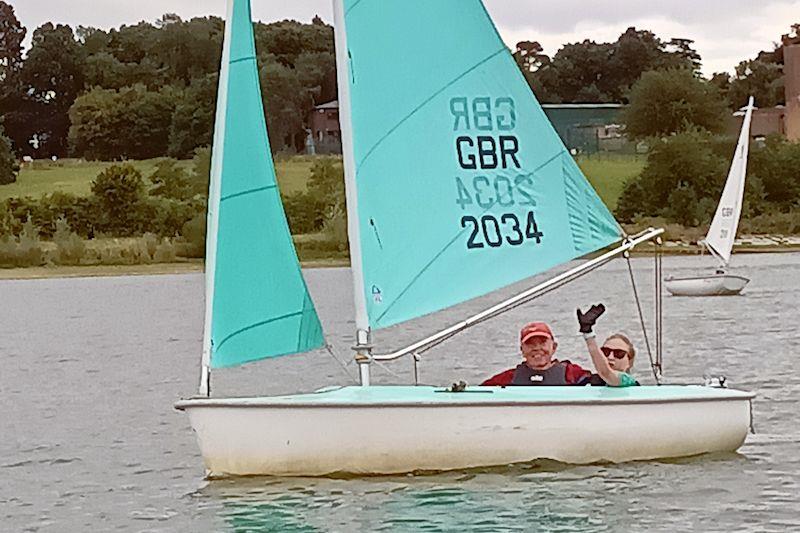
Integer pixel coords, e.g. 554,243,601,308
577,304,622,387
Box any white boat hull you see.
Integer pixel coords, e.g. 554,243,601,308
176,385,754,477
664,274,749,296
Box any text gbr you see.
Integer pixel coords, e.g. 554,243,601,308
450,96,543,249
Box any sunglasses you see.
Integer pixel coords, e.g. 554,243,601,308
601,347,629,359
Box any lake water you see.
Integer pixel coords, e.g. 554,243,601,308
2,252,799,532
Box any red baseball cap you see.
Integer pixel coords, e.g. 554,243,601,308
520,322,554,344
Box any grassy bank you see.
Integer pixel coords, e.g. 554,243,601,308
7,153,639,207
4,156,321,201
577,153,646,211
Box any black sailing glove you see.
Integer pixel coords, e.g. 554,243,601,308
577,303,606,334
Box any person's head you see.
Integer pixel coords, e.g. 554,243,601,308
601,333,635,373
519,322,558,370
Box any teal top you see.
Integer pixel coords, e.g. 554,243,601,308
176,385,755,409
616,372,638,388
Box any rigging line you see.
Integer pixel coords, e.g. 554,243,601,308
324,343,358,384
372,357,405,380
626,255,659,385
656,241,664,375
355,47,507,173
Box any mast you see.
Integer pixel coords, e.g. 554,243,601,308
198,0,235,396
332,0,372,385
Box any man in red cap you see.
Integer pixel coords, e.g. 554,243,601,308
481,322,591,386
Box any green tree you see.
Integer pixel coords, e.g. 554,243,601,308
168,74,217,158
0,1,25,90
260,57,306,151
727,59,784,109
151,16,223,85
18,23,85,157
0,2,27,154
69,84,179,159
523,27,700,103
513,41,556,102
621,69,726,139
0,125,19,185
748,135,800,209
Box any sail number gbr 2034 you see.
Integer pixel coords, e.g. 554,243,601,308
451,96,543,250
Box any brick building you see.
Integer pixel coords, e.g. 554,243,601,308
307,100,342,154
785,44,800,141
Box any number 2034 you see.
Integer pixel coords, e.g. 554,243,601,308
461,212,543,249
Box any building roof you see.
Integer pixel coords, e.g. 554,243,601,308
314,100,339,110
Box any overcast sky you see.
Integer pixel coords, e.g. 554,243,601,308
11,0,800,75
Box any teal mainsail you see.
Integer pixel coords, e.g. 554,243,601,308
339,0,623,330
205,0,324,368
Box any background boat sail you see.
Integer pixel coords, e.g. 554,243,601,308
176,0,754,477
665,97,755,296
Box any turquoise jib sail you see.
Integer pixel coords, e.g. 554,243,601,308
206,0,324,368
340,0,623,330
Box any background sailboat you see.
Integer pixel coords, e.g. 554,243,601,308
176,0,754,477
665,97,755,296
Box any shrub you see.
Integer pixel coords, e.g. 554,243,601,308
142,196,199,237
149,159,195,201
52,217,86,265
36,192,96,238
282,191,327,234
178,212,206,258
191,146,211,196
615,131,727,223
154,238,177,262
90,164,148,236
320,202,348,251
0,206,14,236
0,217,44,268
307,158,344,204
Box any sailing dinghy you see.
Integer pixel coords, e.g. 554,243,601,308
175,0,754,477
665,98,755,296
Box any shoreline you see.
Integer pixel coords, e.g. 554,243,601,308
0,244,796,281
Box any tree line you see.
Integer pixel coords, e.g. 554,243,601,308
0,0,795,165
514,25,793,110
0,1,336,164
0,1,798,239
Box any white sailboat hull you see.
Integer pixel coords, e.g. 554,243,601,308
664,274,749,296
176,385,753,477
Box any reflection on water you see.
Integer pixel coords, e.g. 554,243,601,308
2,252,799,531
203,454,756,533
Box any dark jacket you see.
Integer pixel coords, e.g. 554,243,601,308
481,360,591,386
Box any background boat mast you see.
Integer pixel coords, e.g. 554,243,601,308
332,0,372,385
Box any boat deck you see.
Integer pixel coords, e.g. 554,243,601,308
176,385,755,409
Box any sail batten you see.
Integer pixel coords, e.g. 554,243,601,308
339,0,623,330
204,0,324,370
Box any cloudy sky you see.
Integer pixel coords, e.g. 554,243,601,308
11,0,800,75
